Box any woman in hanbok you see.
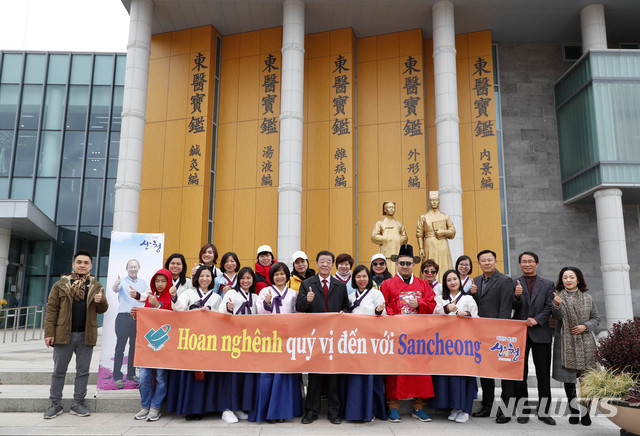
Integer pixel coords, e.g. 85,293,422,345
455,255,475,294
340,265,387,422
250,262,303,423
164,253,192,297
213,252,240,296
430,269,478,423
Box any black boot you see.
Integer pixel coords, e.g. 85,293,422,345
564,383,579,424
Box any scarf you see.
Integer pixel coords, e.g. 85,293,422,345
350,289,371,312
189,288,215,310
70,273,89,301
558,289,597,372
444,291,463,314
235,289,254,315
335,271,351,284
266,286,288,314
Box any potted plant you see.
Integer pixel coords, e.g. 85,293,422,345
579,318,640,435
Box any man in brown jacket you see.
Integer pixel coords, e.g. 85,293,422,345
43,250,108,419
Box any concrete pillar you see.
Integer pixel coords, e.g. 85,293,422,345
113,0,153,232
432,0,464,261
277,0,305,264
594,188,633,328
0,228,10,301
581,4,607,54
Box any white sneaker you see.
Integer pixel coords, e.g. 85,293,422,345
448,409,460,421
147,407,161,422
135,408,149,420
221,409,238,423
455,412,469,423
234,410,249,420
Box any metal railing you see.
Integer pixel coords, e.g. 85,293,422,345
1,305,45,343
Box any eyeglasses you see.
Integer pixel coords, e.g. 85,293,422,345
372,261,386,266
398,261,413,267
423,269,437,274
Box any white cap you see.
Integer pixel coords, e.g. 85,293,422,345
370,253,386,263
256,245,273,256
291,251,308,263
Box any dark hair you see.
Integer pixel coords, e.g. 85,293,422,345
351,265,373,290
235,267,256,294
198,243,219,265
336,253,354,268
269,262,291,284
193,265,215,291
518,251,539,264
455,255,473,275
316,250,335,263
477,249,496,260
420,259,439,274
441,269,461,300
164,253,187,286
73,249,92,262
382,201,395,215
555,266,588,293
256,251,274,262
220,252,241,273
370,258,393,280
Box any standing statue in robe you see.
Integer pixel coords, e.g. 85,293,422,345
371,201,408,275
416,192,456,282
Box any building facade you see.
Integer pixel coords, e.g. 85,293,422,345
0,52,125,308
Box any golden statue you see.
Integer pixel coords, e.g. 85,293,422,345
371,201,408,275
416,192,455,282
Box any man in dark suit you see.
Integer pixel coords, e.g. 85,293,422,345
509,251,555,425
296,250,350,425
470,249,514,423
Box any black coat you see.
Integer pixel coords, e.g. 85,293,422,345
512,275,554,343
472,269,513,319
296,275,350,313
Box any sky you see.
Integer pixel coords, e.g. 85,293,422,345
0,0,130,53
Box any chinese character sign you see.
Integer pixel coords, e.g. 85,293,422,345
186,51,210,187
331,53,353,188
259,52,281,187
401,54,426,190
470,55,497,191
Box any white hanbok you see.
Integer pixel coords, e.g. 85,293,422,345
256,285,296,314
173,287,222,311
435,292,478,317
348,288,386,315
219,288,257,315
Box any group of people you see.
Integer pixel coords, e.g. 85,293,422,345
43,243,601,428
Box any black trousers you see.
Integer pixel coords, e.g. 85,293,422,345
479,377,510,411
514,336,552,414
305,373,340,418
113,312,137,380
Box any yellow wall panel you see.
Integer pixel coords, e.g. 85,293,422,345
474,190,503,262
240,31,261,57
218,59,239,124
252,187,278,250
377,33,399,60
236,56,260,122
403,187,428,247
455,34,469,60
146,58,170,123
377,123,403,191
461,190,477,257
426,125,438,191
170,30,190,56
234,121,258,189
215,124,237,191
150,33,171,60
457,60,471,123
162,120,187,188
357,191,380,265
304,189,330,256
232,188,257,267
459,123,474,191
261,27,282,53
212,189,235,253
377,58,401,123
306,32,330,59
356,61,377,126
468,31,493,57
357,36,376,63
141,123,166,190
330,28,353,55
179,186,206,254
138,189,162,232
399,29,423,56
190,26,213,53
305,121,330,190
356,125,378,193
166,54,190,121
307,56,330,123
159,187,183,253
329,188,355,254
221,34,240,61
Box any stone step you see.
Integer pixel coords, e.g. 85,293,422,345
1,371,98,385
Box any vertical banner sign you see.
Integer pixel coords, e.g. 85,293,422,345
186,52,209,186
97,232,165,390
259,53,280,187
331,54,351,188
402,55,425,189
471,56,496,190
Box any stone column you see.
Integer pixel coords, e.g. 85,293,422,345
594,189,633,328
0,228,10,301
580,4,607,54
432,0,464,261
277,0,305,264
113,0,153,232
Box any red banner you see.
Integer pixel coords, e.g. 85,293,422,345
134,309,527,380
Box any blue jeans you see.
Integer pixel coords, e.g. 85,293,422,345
139,368,168,409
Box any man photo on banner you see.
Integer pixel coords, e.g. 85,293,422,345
111,259,145,388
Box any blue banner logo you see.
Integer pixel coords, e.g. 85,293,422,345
145,324,171,351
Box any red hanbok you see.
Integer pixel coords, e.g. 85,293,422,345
381,274,437,399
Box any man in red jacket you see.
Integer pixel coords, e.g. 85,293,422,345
381,244,437,423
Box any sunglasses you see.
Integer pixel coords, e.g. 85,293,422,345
423,269,437,274
398,261,413,267
372,261,386,266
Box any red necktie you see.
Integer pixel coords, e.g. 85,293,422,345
323,279,329,312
